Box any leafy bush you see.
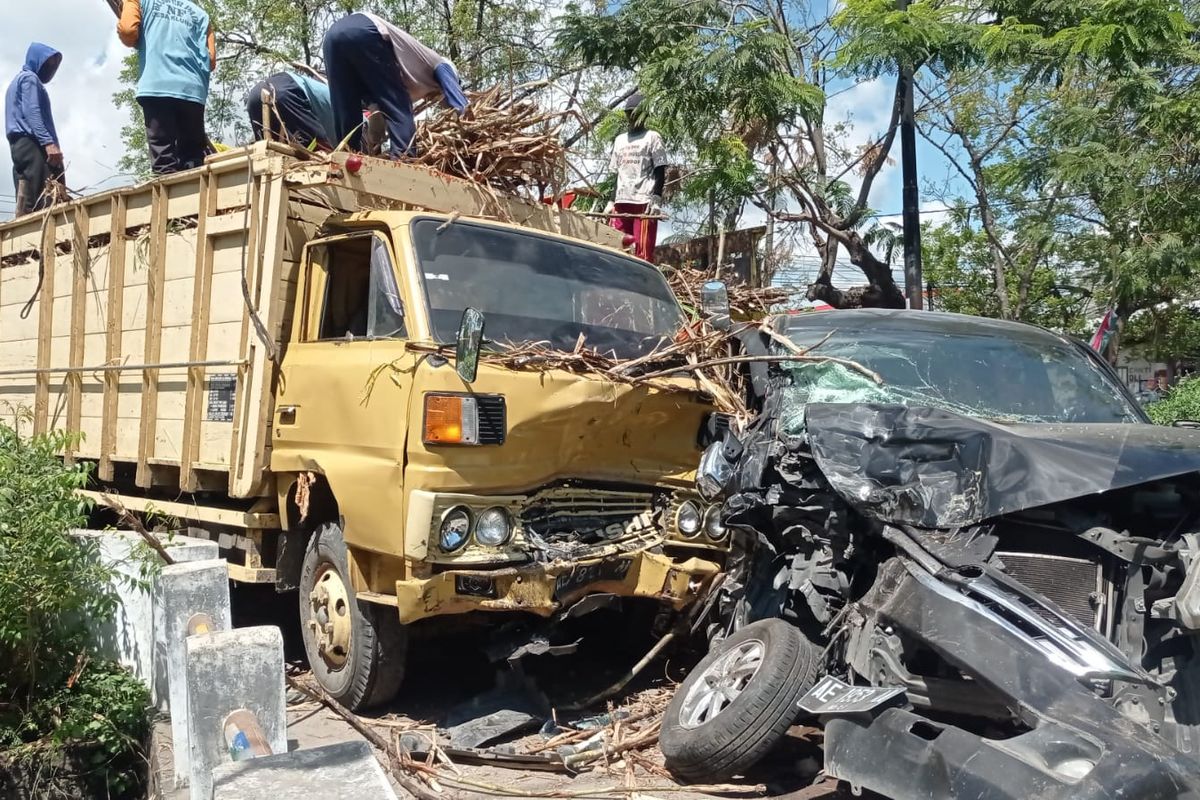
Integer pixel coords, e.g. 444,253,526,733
1147,378,1200,425
0,420,151,797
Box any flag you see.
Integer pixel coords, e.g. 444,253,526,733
1090,308,1119,353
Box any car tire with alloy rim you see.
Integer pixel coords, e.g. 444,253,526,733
299,520,406,711
659,618,822,782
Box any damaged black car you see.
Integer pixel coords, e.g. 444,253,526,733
659,308,1200,798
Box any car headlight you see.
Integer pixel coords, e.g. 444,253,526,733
475,507,513,547
676,501,702,538
703,505,727,541
439,506,472,552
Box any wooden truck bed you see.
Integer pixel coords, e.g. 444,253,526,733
0,143,620,501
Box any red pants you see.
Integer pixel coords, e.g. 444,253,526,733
610,202,659,262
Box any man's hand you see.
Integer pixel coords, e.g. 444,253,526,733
603,201,616,216
45,143,64,168
460,106,474,122
649,195,664,216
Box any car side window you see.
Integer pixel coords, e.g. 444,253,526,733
312,233,406,341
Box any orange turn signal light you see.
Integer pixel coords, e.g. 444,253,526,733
423,394,479,445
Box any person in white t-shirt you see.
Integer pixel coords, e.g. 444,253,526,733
605,92,667,262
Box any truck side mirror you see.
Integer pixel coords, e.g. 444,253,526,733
456,308,485,383
701,280,731,331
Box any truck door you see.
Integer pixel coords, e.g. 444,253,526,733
272,229,418,559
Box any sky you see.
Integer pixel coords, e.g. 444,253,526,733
0,2,965,294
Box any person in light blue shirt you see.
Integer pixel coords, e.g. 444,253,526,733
246,71,334,150
118,0,216,174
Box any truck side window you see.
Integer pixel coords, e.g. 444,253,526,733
315,234,406,341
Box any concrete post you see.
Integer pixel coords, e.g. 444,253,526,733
186,626,287,800
212,740,399,799
161,559,231,787
151,537,220,711
74,530,218,707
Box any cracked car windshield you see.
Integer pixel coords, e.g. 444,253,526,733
413,219,681,359
779,324,1140,426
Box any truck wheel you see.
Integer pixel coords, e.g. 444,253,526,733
660,618,821,782
299,520,406,711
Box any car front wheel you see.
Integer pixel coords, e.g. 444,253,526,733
659,618,822,782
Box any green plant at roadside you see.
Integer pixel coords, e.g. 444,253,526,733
0,419,151,797
1147,378,1200,426
0,424,106,707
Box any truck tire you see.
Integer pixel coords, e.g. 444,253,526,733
659,618,821,782
299,520,406,710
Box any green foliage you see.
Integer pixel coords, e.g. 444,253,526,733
0,421,151,798
1123,305,1200,364
0,423,106,703
559,0,824,232
834,0,982,74
1147,377,1200,425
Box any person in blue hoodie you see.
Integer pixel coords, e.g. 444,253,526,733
5,43,64,216
118,0,216,174
246,71,334,151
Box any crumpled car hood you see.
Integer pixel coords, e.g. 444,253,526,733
804,403,1200,528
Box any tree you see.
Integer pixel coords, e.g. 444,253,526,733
560,0,961,307
840,0,1200,361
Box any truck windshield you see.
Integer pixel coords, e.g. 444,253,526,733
412,218,682,359
778,325,1141,426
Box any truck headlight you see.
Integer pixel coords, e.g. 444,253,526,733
439,506,472,552
703,505,727,541
475,507,513,547
676,501,702,538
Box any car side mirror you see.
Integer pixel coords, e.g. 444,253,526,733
701,280,731,331
456,308,485,383
1172,420,1200,430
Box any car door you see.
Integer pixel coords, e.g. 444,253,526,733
271,229,419,561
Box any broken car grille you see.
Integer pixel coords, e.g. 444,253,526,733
998,552,1107,632
521,487,662,546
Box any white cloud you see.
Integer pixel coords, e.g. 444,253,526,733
1,2,131,219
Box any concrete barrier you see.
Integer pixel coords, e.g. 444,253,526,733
211,740,399,799
186,626,287,800
75,529,218,707
161,559,232,788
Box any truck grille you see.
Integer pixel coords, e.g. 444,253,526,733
997,552,1107,632
521,487,662,546
476,396,506,445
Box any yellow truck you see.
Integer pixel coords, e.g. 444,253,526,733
0,143,727,708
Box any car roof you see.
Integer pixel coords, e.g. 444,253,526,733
778,308,1074,348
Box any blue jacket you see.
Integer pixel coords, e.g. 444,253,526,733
5,43,61,146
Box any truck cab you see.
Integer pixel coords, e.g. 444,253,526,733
271,211,726,707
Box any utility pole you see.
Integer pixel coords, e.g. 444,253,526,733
897,0,923,309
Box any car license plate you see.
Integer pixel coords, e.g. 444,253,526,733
554,558,633,599
798,675,906,715
455,575,498,599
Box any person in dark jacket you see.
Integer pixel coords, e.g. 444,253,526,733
5,43,64,216
322,12,468,157
246,71,335,151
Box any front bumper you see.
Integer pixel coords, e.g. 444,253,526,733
831,557,1200,798
393,550,721,624
825,708,1200,799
